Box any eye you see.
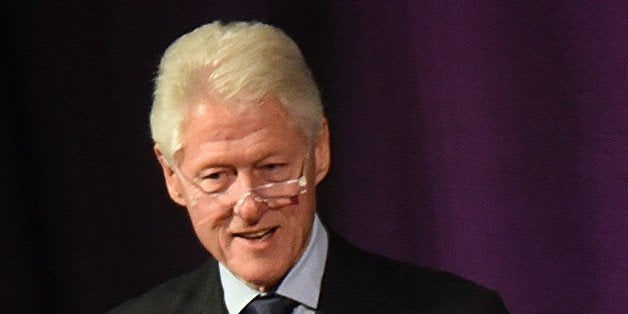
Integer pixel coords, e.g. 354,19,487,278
203,171,225,180
197,169,234,193
263,163,284,172
258,162,294,182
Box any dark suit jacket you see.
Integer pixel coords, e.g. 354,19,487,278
110,232,508,313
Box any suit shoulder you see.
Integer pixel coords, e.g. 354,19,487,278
323,233,508,312
379,257,507,311
108,261,225,313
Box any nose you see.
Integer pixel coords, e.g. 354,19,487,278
233,192,267,224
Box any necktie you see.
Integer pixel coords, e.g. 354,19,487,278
240,293,299,314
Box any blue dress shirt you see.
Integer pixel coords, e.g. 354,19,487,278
219,214,329,313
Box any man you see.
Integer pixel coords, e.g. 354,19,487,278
111,21,508,313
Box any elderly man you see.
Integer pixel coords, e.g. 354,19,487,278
111,21,508,313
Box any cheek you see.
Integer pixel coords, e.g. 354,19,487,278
187,209,228,252
286,193,317,240
188,204,231,229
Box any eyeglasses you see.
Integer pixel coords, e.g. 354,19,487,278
171,157,308,210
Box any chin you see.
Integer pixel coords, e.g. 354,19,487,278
233,257,292,289
241,266,285,290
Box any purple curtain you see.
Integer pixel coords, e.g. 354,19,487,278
2,1,625,313
318,2,627,313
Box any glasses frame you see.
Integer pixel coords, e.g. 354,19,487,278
170,154,309,209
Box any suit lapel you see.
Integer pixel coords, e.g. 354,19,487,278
187,260,229,314
317,232,388,312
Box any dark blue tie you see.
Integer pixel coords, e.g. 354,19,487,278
240,293,299,314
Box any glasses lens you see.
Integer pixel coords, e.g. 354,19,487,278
253,178,306,199
180,156,308,209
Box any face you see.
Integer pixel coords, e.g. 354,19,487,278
155,96,330,291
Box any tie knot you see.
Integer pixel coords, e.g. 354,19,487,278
240,293,299,314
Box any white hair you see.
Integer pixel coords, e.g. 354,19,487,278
150,21,323,162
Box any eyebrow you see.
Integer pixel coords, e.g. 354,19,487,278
191,150,293,171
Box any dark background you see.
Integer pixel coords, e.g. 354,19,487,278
2,1,626,313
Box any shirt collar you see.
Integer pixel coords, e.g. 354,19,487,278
219,214,329,313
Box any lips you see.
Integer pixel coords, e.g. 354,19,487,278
233,227,278,241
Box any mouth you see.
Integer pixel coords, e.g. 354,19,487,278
233,227,278,241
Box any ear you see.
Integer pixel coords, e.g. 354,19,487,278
154,144,188,206
313,118,331,185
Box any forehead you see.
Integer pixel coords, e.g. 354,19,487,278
178,97,307,165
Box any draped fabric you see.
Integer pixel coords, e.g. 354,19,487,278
2,1,625,313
